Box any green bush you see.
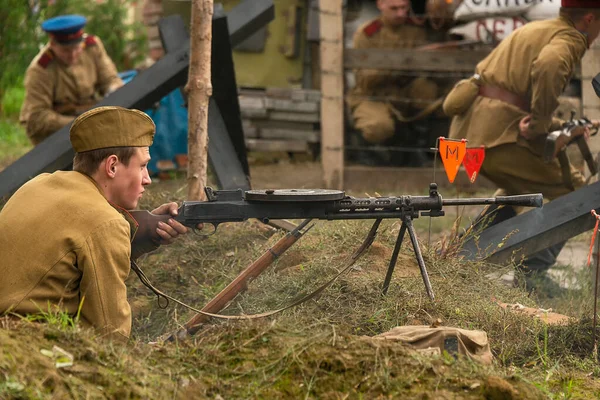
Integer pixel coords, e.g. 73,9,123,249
0,0,147,113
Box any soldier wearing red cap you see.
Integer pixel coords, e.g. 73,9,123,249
445,0,600,292
19,15,124,145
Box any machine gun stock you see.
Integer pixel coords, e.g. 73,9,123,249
130,184,543,300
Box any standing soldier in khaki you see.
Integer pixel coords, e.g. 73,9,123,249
347,0,441,165
19,15,124,145
0,106,194,341
445,0,600,292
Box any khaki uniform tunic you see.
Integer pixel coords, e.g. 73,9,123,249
347,18,440,144
19,36,123,145
448,16,588,200
0,171,134,340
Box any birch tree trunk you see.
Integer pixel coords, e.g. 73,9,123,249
186,0,213,201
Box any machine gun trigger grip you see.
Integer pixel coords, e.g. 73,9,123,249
192,223,218,237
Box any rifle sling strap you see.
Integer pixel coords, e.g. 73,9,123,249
386,97,444,123
132,219,380,325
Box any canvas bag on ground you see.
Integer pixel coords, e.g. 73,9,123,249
373,325,493,365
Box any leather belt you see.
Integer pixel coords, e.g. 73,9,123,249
478,84,530,113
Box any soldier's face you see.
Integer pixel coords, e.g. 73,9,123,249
50,41,84,66
377,0,411,26
587,18,600,45
110,147,152,210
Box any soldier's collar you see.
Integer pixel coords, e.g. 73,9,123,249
76,171,140,241
558,14,590,48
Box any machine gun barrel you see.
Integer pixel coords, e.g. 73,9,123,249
442,193,543,208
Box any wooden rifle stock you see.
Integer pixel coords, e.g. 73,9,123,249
167,219,313,340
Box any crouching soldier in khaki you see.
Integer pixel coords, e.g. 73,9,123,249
0,106,190,341
445,0,600,293
346,0,442,166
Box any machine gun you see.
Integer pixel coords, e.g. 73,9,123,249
130,184,543,300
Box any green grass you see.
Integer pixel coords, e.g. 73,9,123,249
0,84,32,169
0,119,31,169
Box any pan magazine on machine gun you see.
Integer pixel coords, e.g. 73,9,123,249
130,184,543,301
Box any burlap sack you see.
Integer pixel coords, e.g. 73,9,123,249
442,76,480,117
373,325,493,365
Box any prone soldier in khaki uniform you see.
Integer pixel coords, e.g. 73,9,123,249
19,15,124,145
445,0,600,292
347,0,443,165
0,106,191,341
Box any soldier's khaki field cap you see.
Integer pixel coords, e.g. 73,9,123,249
70,106,155,153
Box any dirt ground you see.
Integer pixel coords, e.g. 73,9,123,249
249,159,324,190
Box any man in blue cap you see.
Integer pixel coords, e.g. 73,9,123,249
19,14,124,145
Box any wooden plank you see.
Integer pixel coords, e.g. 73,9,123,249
241,108,269,118
269,111,320,122
265,87,294,99
239,95,265,109
248,119,316,131
319,0,344,189
245,139,308,152
344,48,490,73
264,98,319,113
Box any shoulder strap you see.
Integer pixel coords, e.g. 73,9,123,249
363,19,383,37
84,35,98,48
37,50,54,69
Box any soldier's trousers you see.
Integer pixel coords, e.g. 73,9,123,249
350,77,439,144
476,143,585,274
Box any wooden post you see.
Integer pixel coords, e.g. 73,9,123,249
319,0,344,189
186,0,213,201
582,40,600,157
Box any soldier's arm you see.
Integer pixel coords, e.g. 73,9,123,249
21,67,74,143
78,219,132,341
352,27,392,91
529,31,587,135
91,37,124,96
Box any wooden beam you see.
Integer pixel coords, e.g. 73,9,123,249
319,0,344,189
344,48,490,73
460,180,600,265
245,139,308,153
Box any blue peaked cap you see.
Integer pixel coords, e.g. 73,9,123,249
41,14,87,37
